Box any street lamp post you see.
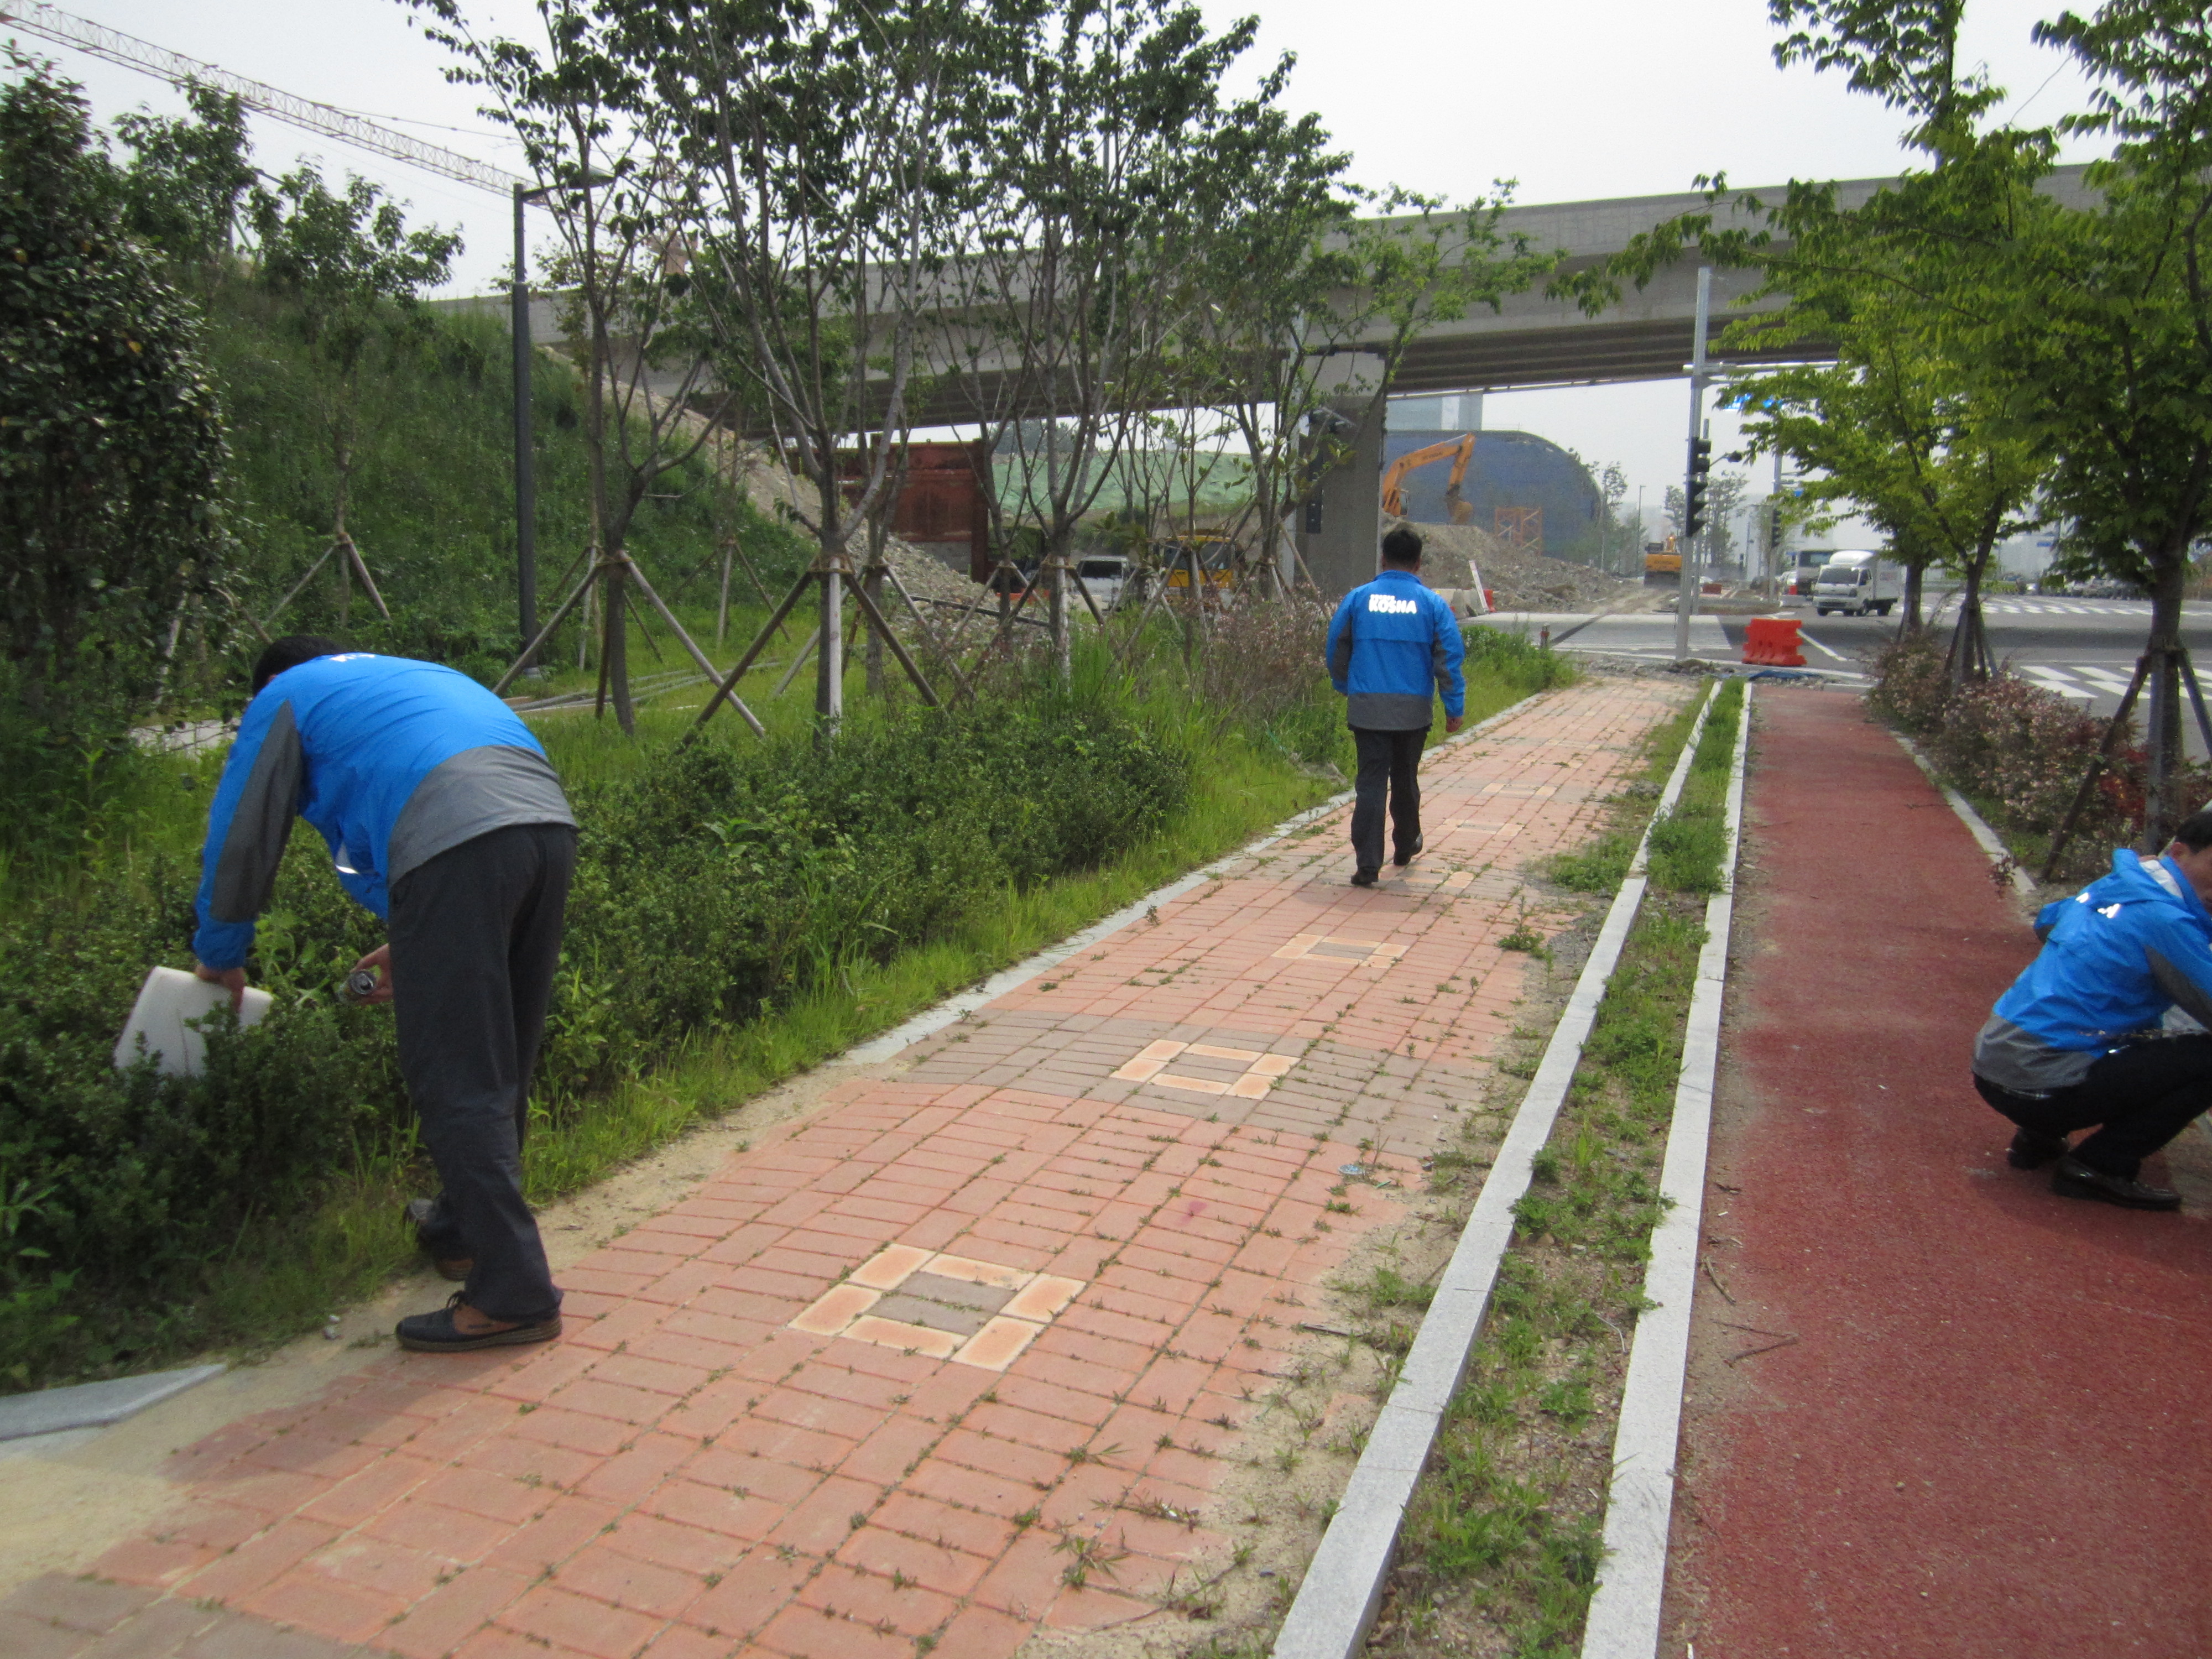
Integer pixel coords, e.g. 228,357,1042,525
512,184,538,668
510,173,617,670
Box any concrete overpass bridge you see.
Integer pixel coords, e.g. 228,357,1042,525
441,166,2091,595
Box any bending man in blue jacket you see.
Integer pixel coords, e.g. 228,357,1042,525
1973,809,2212,1211
1324,526,1468,886
194,637,578,1349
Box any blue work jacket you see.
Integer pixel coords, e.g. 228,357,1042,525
194,654,572,969
1324,568,1468,731
1976,850,2212,1092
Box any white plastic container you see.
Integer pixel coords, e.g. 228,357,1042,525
112,966,272,1077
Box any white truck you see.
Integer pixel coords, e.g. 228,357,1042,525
1811,550,1895,617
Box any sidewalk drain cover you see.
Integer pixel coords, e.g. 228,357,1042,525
1270,933,1410,969
790,1245,1085,1370
1112,1038,1298,1099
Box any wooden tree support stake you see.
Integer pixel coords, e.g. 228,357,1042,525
2042,652,2152,881
691,566,814,735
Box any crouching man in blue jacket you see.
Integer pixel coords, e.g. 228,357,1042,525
1973,809,2212,1211
194,637,578,1349
1324,526,1468,886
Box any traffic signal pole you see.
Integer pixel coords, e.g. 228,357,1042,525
1674,267,1713,664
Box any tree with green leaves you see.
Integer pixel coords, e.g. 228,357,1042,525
1557,0,2053,679
659,0,997,723
1144,87,1357,604
1608,0,2212,847
249,164,460,628
112,80,255,275
1976,1,2212,842
927,0,1269,679
408,0,739,734
1175,179,1554,607
0,59,228,747
1726,332,2042,671
1730,0,2212,843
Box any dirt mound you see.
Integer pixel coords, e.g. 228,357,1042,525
1393,517,1640,612
714,439,977,611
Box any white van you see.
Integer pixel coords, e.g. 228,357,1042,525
1074,556,1130,611
1812,550,1893,617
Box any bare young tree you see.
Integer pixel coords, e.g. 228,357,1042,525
659,0,988,734
937,0,1264,680
408,0,738,734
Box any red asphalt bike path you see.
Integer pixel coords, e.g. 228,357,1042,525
1670,687,2212,1657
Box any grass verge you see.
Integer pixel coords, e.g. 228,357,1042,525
1355,677,1743,1657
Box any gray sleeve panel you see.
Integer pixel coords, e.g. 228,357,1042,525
210,701,304,923
1330,613,1355,682
1972,1013,2100,1093
2145,945,2212,1031
1345,691,1436,731
388,745,577,888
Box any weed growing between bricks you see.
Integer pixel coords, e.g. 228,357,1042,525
1357,681,1739,1658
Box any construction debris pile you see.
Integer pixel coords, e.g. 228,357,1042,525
1392,518,1641,613
722,439,977,610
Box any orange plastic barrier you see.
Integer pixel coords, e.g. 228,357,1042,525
1741,616,1806,667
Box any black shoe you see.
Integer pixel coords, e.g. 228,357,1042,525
397,1292,562,1353
2051,1155,2180,1212
1350,867,1380,888
1392,835,1425,868
406,1196,472,1281
2006,1128,2068,1170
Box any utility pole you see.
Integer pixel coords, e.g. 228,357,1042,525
1675,267,1713,663
512,186,538,669
1768,446,1785,607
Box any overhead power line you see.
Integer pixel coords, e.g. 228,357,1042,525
0,1,525,197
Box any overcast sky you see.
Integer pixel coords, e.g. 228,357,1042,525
14,0,2106,535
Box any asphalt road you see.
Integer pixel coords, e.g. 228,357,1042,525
1478,593,2212,753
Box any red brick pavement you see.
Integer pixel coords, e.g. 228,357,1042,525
13,677,1678,1659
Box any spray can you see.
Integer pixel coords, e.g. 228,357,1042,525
339,968,381,1006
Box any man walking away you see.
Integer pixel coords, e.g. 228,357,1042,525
193,636,578,1350
1324,526,1468,887
1972,808,2212,1211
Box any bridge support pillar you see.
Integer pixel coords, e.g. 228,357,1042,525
1296,352,1386,599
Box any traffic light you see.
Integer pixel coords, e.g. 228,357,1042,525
1684,438,1713,540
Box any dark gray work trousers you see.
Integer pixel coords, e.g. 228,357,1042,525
1350,726,1426,872
1974,1032,2212,1178
391,822,576,1323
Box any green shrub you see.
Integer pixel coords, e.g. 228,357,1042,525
0,71,229,826
1866,632,2185,877
1462,625,1578,692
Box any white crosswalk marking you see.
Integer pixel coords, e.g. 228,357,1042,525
1978,599,2212,616
2013,662,2142,701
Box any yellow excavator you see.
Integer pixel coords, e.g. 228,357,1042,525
1380,434,1475,523
1644,534,1682,585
